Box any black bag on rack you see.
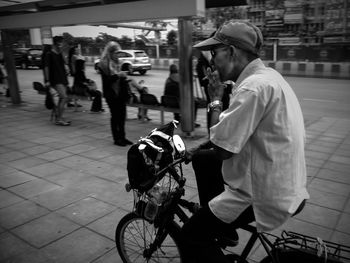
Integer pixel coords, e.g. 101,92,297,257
127,121,178,192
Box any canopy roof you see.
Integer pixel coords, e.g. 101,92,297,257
0,0,247,29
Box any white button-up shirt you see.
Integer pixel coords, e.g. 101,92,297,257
209,59,309,232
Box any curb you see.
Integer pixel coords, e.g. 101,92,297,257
83,56,350,79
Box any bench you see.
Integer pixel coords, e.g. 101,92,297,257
127,102,180,125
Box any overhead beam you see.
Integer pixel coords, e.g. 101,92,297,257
102,23,167,31
0,0,205,29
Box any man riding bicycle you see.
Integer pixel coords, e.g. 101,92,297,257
181,21,309,263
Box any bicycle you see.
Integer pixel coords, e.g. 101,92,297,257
115,124,350,263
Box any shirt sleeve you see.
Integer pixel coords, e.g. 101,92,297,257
210,88,266,153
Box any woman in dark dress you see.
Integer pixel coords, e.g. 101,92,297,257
99,41,132,147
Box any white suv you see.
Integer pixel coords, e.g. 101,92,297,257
95,50,151,75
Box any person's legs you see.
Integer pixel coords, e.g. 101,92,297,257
192,149,225,207
114,101,132,145
89,90,103,112
181,205,255,263
54,84,69,125
106,98,122,144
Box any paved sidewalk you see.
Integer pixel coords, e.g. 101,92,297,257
0,84,350,262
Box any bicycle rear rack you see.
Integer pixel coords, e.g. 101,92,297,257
272,231,350,262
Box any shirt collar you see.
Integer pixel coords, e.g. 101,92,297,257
233,58,265,90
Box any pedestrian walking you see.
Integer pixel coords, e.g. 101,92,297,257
43,36,70,126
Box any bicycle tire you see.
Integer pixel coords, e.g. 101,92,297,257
115,212,184,263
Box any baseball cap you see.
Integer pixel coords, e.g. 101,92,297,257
193,21,263,55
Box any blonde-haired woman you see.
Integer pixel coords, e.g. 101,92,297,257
99,41,132,146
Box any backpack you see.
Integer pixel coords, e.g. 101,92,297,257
127,121,178,192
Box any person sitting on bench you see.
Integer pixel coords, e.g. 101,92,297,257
164,64,200,127
73,58,104,113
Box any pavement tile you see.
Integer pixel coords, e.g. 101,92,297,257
24,162,70,178
11,212,80,248
305,157,326,168
0,163,19,175
0,231,37,262
8,178,62,199
5,141,38,151
6,156,47,170
334,148,350,157
0,200,50,229
91,248,123,263
329,155,350,165
78,147,115,160
336,212,350,234
317,168,350,184
318,136,344,144
2,248,55,263
86,209,128,240
330,231,350,248
308,188,347,211
306,144,337,154
345,199,350,214
0,137,21,146
41,228,114,263
31,136,60,144
44,170,94,187
56,197,116,225
308,140,340,150
0,146,11,154
306,166,320,178
95,167,128,183
54,155,95,168
0,190,25,209
84,138,115,148
323,161,350,174
30,187,89,211
20,144,54,155
0,150,28,163
95,152,125,165
308,177,350,196
305,150,331,161
295,203,341,229
89,181,133,207
0,170,37,188
62,144,97,154
35,149,73,161
79,160,115,175
45,140,80,149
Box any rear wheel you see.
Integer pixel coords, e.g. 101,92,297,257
116,212,184,263
139,70,146,75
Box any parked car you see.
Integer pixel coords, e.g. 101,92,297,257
94,50,151,75
13,48,43,69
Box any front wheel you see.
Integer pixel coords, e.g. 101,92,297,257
116,212,184,263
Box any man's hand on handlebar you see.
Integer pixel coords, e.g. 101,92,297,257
184,140,213,165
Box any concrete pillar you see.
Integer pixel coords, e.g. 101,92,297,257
40,26,53,45
178,18,194,135
29,28,42,45
1,30,21,104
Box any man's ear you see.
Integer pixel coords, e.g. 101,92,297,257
229,45,235,57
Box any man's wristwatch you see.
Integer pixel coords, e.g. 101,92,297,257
207,100,223,112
